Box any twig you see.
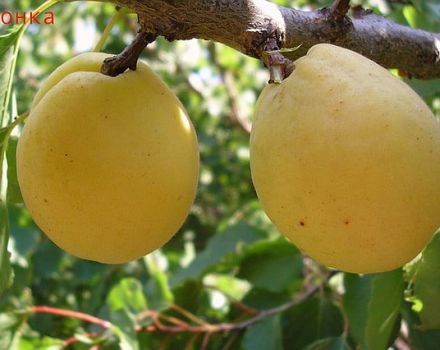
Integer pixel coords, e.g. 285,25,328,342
64,332,102,346
201,332,211,350
222,332,240,350
30,306,112,329
204,284,258,316
216,283,320,332
183,334,200,350
30,274,329,341
155,333,173,350
140,283,321,334
170,303,208,326
158,313,192,328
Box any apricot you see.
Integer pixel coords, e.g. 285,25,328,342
17,52,199,264
250,44,440,273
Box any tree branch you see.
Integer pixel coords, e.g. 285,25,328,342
85,0,440,79
28,271,336,347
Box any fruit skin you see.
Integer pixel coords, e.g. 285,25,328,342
17,52,199,264
250,44,440,274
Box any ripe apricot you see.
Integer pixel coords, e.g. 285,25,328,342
250,44,440,273
17,53,199,264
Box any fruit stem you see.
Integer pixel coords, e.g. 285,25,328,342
260,37,295,83
270,65,284,84
100,30,157,77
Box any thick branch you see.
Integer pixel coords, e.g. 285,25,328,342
91,0,440,79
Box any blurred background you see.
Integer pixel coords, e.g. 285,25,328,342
0,0,439,349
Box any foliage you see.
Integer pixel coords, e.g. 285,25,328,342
0,0,439,349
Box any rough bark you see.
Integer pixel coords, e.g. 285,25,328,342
81,0,440,79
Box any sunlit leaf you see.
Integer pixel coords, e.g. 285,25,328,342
107,277,147,315
0,24,23,294
412,232,440,329
0,312,28,350
0,26,22,121
144,252,174,310
343,270,403,350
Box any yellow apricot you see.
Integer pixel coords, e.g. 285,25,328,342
250,44,440,273
17,52,199,264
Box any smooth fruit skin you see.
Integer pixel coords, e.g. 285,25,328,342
17,52,199,264
250,44,440,274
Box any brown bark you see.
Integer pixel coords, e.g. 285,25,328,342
80,0,440,79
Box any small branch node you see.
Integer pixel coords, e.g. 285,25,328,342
101,30,157,77
351,5,374,19
260,37,295,83
330,0,351,21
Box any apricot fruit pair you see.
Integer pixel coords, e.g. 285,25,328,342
18,45,440,273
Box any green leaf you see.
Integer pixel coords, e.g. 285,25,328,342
0,202,13,294
172,280,203,314
0,312,28,350
405,78,440,99
343,270,404,350
170,221,265,287
411,1,440,25
403,301,440,350
238,238,302,292
107,278,147,315
242,315,283,350
412,231,440,329
8,223,39,268
110,312,139,350
25,337,64,350
0,26,23,295
303,336,351,350
282,296,344,349
107,279,146,350
365,271,403,350
0,128,13,293
6,137,22,204
71,259,107,284
0,128,8,141
242,288,292,311
0,26,22,121
343,274,372,344
144,252,174,310
33,239,64,279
